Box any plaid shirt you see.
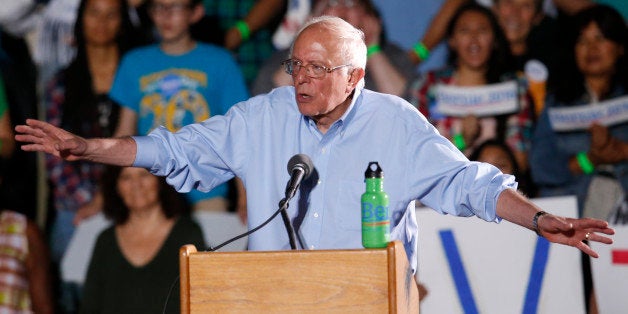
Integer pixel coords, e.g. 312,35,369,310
203,0,276,86
408,67,534,157
0,211,30,312
44,72,107,213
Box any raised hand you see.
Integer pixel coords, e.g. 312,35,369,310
15,119,89,161
461,115,481,147
360,12,382,47
588,123,625,165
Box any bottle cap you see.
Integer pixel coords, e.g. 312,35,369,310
365,161,383,178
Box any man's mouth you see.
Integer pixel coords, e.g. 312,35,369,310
297,91,313,102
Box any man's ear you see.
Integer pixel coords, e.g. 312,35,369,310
191,3,205,24
346,68,365,92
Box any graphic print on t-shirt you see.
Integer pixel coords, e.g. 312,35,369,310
139,69,210,132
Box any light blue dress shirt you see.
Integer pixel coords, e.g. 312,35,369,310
133,86,516,271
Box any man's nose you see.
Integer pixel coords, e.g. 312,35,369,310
294,67,310,83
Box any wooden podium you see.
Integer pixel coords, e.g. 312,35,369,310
179,241,419,313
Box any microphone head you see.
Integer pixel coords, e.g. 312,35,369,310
287,154,313,179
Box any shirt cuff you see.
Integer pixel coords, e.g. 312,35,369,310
489,174,518,222
131,135,157,168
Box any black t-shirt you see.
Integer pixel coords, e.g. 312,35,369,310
80,216,206,314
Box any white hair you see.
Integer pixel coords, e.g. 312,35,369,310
290,16,367,89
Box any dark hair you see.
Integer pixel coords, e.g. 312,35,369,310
551,4,628,103
493,0,544,14
62,0,137,137
445,2,515,83
148,0,203,7
101,166,191,225
355,0,380,19
469,139,537,196
469,139,520,176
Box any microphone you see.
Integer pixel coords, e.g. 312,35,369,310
285,154,314,200
280,154,313,250
205,154,314,252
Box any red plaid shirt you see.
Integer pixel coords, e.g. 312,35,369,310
408,67,534,157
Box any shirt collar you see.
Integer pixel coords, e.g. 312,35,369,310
338,87,362,124
301,87,363,134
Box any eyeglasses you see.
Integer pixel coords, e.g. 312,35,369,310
149,2,192,15
281,59,352,79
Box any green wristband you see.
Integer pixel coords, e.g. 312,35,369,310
366,44,382,58
235,20,250,41
576,152,595,174
452,133,466,151
412,42,430,61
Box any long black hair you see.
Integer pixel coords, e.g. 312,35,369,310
550,4,628,104
445,2,515,84
61,0,137,137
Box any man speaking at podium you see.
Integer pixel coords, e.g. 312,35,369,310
16,16,613,271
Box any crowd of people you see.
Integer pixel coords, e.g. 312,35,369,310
0,0,626,313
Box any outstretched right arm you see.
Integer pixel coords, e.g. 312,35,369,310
15,119,137,166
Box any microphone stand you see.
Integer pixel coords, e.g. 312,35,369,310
278,198,298,250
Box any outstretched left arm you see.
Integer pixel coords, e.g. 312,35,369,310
496,189,614,258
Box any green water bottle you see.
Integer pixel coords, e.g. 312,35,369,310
361,161,390,248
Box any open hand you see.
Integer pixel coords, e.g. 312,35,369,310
15,119,88,161
537,213,614,258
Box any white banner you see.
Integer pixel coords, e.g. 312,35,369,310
416,196,584,314
434,81,520,117
590,224,628,314
548,95,628,131
61,213,111,283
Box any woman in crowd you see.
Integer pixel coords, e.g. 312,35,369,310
530,5,627,312
45,0,137,264
530,4,627,218
408,2,534,172
80,166,205,314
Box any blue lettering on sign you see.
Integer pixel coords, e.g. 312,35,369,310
522,236,550,314
438,93,483,106
439,230,479,314
439,230,550,314
488,89,516,103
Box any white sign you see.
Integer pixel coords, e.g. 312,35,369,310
590,224,628,314
548,95,628,131
434,81,520,117
61,213,111,283
193,211,248,251
416,196,584,314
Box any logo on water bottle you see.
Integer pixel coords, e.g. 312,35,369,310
361,202,389,225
